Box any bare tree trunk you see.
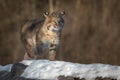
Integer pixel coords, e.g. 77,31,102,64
49,0,54,13
55,0,60,11
24,0,30,17
72,0,81,36
102,0,109,27
0,0,8,12
76,0,80,10
31,0,36,17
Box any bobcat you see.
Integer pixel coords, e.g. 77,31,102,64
21,11,65,60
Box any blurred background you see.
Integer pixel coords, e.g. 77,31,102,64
0,0,120,65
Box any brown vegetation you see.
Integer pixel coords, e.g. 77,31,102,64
0,0,120,65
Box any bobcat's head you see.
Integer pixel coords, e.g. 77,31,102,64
43,11,65,32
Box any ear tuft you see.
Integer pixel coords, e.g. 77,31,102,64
43,12,49,17
60,11,65,16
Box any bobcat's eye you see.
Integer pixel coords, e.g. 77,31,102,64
47,25,50,30
58,21,61,24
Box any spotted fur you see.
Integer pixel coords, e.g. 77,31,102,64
21,12,65,60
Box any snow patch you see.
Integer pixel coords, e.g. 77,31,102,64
20,60,34,65
0,64,12,72
20,60,120,80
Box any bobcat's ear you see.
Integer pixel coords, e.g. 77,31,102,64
60,11,65,16
43,12,49,18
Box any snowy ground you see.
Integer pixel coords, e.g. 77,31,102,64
0,64,12,72
1,60,120,80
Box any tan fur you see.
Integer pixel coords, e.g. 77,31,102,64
21,12,65,60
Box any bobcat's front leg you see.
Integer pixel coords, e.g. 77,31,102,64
49,44,57,61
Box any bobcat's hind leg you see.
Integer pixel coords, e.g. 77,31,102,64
24,41,38,60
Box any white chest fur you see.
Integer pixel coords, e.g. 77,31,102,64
41,33,60,48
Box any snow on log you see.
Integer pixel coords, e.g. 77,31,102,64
20,60,120,80
0,60,120,80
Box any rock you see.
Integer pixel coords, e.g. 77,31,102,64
11,62,27,77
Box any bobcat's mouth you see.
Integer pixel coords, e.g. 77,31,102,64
51,25,60,31
53,26,59,30
48,25,62,32
53,26,62,32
